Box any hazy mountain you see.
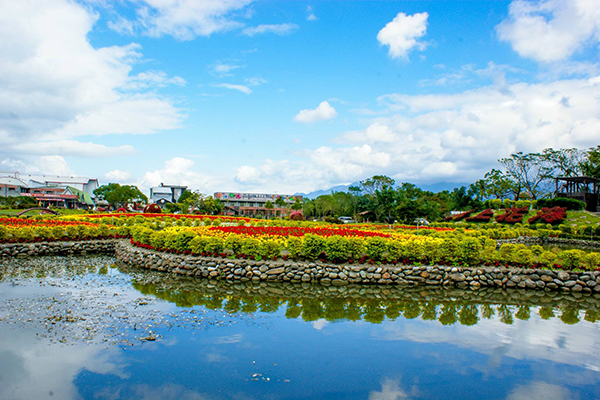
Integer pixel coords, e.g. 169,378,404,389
296,181,471,199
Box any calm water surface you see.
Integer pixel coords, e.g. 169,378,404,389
1,256,599,400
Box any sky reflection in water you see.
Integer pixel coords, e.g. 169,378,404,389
0,256,599,400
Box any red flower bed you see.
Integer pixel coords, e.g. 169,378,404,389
85,213,254,223
445,210,474,221
209,225,391,238
466,209,494,222
528,206,567,225
0,217,97,227
495,206,528,224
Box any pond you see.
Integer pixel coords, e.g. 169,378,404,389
1,255,600,400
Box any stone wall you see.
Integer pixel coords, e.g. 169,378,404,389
0,240,117,257
115,241,600,294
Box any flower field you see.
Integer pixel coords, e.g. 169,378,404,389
1,213,599,272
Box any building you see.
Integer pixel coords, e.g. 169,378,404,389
0,172,96,209
150,183,188,208
214,191,302,218
0,175,29,197
555,176,600,212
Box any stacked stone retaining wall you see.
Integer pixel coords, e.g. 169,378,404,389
115,241,600,294
0,240,117,257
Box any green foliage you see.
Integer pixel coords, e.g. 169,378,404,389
51,226,65,239
386,240,404,262
515,248,534,264
212,218,222,226
560,249,585,269
439,238,460,262
302,234,326,259
224,234,244,254
173,231,197,252
93,183,147,207
539,251,558,267
241,237,262,258
189,236,210,254
150,231,168,249
285,236,303,258
325,236,349,262
365,236,387,261
457,237,481,264
204,236,224,254
260,238,282,259
536,197,585,211
18,227,35,241
0,225,7,240
584,253,600,270
35,226,52,240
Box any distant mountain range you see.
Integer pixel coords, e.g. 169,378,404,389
296,181,471,199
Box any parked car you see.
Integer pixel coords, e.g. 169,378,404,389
338,216,354,224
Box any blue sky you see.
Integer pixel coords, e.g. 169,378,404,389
1,0,599,195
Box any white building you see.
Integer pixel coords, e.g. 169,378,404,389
150,183,188,208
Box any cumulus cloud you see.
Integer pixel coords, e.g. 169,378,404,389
105,170,132,182
213,83,252,94
0,0,184,173
139,157,211,192
108,0,254,40
377,12,428,60
238,75,600,192
293,101,338,123
506,381,573,400
496,0,600,63
242,23,299,36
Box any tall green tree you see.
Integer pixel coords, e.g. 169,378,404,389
581,145,600,178
94,183,147,208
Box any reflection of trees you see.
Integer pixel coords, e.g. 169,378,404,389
439,304,458,326
539,306,555,320
515,305,531,321
498,305,514,325
128,275,600,328
4,257,597,330
458,304,479,326
560,308,580,325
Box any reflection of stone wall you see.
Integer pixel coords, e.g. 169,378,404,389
115,241,600,294
496,236,600,250
0,240,117,257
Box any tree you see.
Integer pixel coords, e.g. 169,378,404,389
484,169,517,199
359,175,395,195
264,200,274,209
499,152,553,200
542,148,584,178
275,196,286,208
581,145,600,178
93,183,147,208
198,196,223,215
290,199,302,210
178,190,202,212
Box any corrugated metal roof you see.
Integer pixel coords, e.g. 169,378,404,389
0,177,28,187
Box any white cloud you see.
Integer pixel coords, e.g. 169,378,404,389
109,0,254,40
238,75,600,192
210,63,243,78
506,381,573,400
11,141,136,157
0,0,184,173
369,378,409,400
1,156,75,176
242,23,299,36
307,6,317,21
139,157,211,192
245,76,267,86
105,170,132,182
126,70,187,90
213,83,252,94
496,0,600,63
377,12,428,60
293,101,338,123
